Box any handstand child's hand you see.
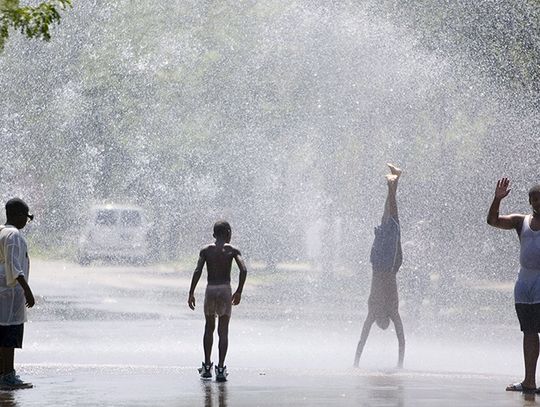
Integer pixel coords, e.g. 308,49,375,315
188,295,196,310
232,291,242,305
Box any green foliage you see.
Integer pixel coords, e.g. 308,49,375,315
0,0,71,51
369,0,540,104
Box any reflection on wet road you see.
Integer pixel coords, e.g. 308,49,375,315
1,259,533,406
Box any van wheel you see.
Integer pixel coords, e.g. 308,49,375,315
130,256,147,266
78,254,91,266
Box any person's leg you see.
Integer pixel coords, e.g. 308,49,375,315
354,313,375,367
204,315,216,365
217,315,230,367
382,164,401,223
385,164,403,271
0,348,14,375
522,332,539,389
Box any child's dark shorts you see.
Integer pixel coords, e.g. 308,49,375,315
515,303,540,333
0,324,24,348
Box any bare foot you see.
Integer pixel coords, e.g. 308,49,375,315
387,163,402,178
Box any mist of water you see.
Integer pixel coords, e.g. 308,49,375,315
1,1,539,359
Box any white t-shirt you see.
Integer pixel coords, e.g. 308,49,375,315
0,225,30,325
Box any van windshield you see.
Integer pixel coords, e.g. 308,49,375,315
95,210,117,226
120,210,142,227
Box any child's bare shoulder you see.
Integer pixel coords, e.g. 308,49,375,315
200,243,215,254
225,244,241,255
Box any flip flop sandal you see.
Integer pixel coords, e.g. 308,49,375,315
506,382,537,393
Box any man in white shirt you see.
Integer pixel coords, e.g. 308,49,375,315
0,198,35,390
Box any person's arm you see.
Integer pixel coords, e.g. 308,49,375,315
232,252,247,305
188,250,205,310
5,232,34,307
354,313,375,367
16,275,34,308
487,178,523,230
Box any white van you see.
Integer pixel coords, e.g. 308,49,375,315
77,204,150,265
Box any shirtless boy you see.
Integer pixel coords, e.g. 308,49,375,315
188,220,247,382
487,178,540,393
354,164,405,368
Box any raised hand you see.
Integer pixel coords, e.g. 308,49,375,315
495,178,511,200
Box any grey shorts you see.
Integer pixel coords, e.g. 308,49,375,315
370,218,402,272
204,284,232,317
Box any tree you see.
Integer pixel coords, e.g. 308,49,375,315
0,0,71,51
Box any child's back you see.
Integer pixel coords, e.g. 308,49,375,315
202,243,241,285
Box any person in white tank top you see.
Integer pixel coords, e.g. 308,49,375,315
487,178,540,393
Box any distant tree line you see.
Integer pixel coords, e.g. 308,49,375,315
0,1,538,281
369,0,540,105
